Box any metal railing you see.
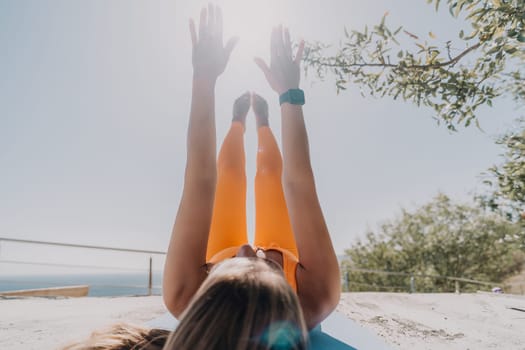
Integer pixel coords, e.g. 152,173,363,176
0,237,167,296
1,237,507,295
342,267,501,293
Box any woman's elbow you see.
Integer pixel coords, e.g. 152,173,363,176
162,286,192,319
319,279,341,318
326,281,341,313
304,294,340,330
301,278,341,329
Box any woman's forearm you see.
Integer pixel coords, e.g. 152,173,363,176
280,104,312,179
163,78,218,317
280,103,337,267
185,77,217,177
280,103,340,327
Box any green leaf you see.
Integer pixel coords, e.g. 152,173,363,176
394,26,403,35
503,45,518,54
380,14,387,28
464,29,479,40
454,4,462,17
486,46,501,55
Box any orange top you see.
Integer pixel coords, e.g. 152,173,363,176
208,245,299,293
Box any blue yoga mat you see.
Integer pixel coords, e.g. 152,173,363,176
147,311,392,350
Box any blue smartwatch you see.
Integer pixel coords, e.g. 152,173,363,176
279,89,305,106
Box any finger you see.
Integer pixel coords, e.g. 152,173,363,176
284,28,292,58
274,26,289,67
275,25,285,59
199,7,207,40
254,57,272,80
216,6,223,42
208,3,215,35
224,36,239,58
189,19,197,47
270,27,278,63
254,57,270,73
294,40,305,64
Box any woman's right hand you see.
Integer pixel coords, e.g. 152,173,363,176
190,4,238,83
254,26,305,95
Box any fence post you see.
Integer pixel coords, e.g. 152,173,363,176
148,256,153,296
455,280,460,294
410,275,415,293
345,271,350,292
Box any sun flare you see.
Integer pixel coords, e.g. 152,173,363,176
220,0,284,56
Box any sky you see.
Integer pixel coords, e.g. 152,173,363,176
0,0,520,275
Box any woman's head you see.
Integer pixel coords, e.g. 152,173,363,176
164,257,307,350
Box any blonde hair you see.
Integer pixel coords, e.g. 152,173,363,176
61,323,168,350
163,257,307,350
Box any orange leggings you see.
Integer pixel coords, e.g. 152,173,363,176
206,122,298,261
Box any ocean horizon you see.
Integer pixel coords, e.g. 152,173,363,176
0,272,163,297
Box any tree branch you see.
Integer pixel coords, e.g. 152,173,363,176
314,42,482,71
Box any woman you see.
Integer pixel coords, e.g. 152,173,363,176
163,3,340,332
62,6,340,349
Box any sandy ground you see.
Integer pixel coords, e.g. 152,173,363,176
339,292,525,350
1,292,524,350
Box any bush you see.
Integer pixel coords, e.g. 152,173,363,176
342,194,525,292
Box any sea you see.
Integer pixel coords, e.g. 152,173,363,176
0,272,163,297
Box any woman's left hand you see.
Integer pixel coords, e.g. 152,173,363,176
254,26,304,95
190,4,238,82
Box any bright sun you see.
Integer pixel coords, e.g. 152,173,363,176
219,0,284,56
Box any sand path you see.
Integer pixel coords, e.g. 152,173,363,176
1,292,524,349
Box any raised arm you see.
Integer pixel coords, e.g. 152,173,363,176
255,26,340,328
163,5,238,318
